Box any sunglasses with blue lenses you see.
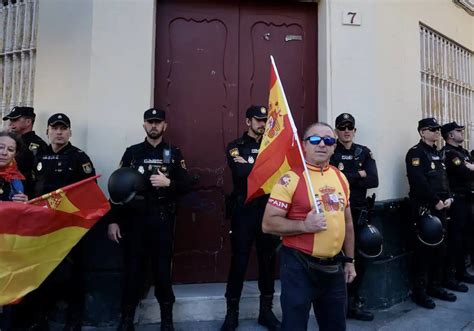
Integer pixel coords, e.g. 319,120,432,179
304,135,337,146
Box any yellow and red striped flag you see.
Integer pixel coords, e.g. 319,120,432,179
0,176,110,305
246,57,304,202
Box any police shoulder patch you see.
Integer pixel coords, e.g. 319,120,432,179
29,142,39,151
229,148,239,157
453,157,462,166
411,158,420,166
82,162,93,174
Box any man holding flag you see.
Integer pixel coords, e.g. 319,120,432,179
249,57,354,330
221,106,281,331
263,122,356,331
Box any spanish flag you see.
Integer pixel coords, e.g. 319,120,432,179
246,56,303,202
0,176,110,305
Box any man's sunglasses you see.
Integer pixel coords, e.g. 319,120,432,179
423,127,440,132
337,124,355,131
304,135,337,146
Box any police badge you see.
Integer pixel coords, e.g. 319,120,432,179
37,162,42,171
248,156,255,164
82,162,93,174
338,162,344,171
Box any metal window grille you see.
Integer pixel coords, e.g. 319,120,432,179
420,24,473,148
0,0,38,123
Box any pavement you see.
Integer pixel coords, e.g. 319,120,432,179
52,282,474,331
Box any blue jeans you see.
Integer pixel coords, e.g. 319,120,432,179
280,246,347,331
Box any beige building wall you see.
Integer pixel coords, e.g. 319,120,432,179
32,0,472,198
34,0,156,189
319,0,474,200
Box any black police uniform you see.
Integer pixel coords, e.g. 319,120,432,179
33,142,95,195
115,139,191,317
26,141,96,328
405,140,454,305
330,140,378,317
443,142,474,283
224,132,279,302
16,131,47,197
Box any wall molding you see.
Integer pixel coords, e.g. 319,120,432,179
453,0,474,15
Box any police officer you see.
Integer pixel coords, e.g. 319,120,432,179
441,122,474,289
330,113,378,321
107,108,191,331
29,113,96,330
221,106,281,331
405,117,456,309
2,106,47,196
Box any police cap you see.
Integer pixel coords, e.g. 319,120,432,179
246,106,268,120
335,113,355,128
417,117,440,131
48,113,71,127
144,108,166,121
2,106,36,121
441,121,464,137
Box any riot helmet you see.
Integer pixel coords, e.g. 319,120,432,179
415,213,444,246
356,223,383,258
108,167,146,205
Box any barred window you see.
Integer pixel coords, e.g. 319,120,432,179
0,0,38,122
420,24,473,148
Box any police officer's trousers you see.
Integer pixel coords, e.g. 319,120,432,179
225,200,280,300
121,211,175,310
447,196,470,276
347,207,367,300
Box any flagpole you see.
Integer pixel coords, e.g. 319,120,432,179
270,56,320,213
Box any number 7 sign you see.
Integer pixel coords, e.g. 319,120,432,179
342,11,362,26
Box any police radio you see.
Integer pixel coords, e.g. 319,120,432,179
163,148,171,164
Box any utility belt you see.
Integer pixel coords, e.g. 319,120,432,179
147,198,175,215
130,193,175,214
290,247,351,279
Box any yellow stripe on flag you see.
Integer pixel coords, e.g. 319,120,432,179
260,157,291,194
0,226,87,305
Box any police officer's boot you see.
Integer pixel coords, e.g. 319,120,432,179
412,279,435,309
117,305,136,331
220,298,239,331
444,268,468,292
29,312,50,331
257,295,281,330
347,296,374,321
160,302,174,331
63,319,82,331
456,267,474,284
63,308,82,331
427,283,457,302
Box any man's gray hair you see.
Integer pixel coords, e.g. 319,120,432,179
302,122,335,140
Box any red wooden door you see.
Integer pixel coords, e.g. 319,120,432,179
154,1,317,283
